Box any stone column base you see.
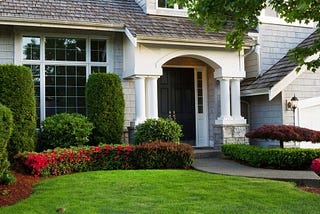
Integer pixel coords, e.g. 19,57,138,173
213,124,249,150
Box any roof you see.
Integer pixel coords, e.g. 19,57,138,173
241,30,320,98
0,0,254,46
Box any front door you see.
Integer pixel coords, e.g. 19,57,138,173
158,67,196,146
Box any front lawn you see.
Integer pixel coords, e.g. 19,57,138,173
1,170,320,213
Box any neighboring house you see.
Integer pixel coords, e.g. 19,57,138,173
0,0,317,149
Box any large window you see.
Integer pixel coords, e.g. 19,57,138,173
22,35,109,125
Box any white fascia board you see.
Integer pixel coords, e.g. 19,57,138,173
125,27,137,47
0,17,124,32
241,88,269,97
136,36,254,49
269,53,320,101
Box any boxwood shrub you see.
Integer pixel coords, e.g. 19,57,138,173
38,113,94,151
222,144,320,169
134,118,183,144
0,104,14,184
86,73,125,145
0,65,36,161
133,141,193,169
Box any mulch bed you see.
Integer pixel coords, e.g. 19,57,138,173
0,171,40,207
0,171,319,207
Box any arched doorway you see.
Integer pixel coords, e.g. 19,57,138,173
158,67,196,145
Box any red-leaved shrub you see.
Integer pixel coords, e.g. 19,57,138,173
311,158,320,174
246,125,320,148
14,145,134,177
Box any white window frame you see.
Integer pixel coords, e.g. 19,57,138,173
15,32,111,123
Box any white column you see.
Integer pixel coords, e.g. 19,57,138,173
231,78,246,123
134,76,146,125
216,78,232,123
146,76,159,119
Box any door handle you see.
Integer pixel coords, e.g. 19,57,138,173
168,110,172,119
172,110,176,121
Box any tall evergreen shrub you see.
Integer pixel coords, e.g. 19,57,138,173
86,73,125,144
0,65,36,161
0,104,13,180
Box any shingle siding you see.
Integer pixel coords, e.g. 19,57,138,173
259,24,315,74
0,26,14,64
245,94,282,130
283,71,320,125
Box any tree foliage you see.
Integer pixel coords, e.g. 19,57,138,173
172,0,320,71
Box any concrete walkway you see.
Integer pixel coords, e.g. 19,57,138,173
193,154,320,187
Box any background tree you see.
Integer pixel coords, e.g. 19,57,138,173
172,0,320,71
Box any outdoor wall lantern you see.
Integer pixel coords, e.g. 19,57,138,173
287,94,299,111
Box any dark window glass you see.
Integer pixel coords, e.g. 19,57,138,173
22,37,40,60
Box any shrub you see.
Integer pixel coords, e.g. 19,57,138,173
311,158,320,174
0,65,36,161
246,125,320,148
0,104,14,184
14,145,134,177
222,144,320,169
14,142,193,177
134,118,183,144
0,170,16,185
86,73,125,145
38,113,94,151
133,141,193,169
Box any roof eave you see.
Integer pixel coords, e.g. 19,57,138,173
269,52,320,100
0,17,125,32
241,88,269,97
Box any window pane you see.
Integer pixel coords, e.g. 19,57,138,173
91,66,107,73
24,64,41,127
23,37,40,60
45,38,86,61
91,40,107,62
45,65,86,116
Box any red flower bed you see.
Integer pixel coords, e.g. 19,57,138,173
14,145,134,177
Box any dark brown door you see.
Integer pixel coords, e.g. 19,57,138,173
158,67,196,146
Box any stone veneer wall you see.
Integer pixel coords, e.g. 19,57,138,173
213,124,249,150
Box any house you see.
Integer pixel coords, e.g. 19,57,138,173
0,0,317,149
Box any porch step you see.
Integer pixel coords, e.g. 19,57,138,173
193,148,223,159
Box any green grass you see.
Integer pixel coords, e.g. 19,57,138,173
1,170,320,213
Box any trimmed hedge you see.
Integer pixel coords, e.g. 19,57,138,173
134,118,183,144
0,104,13,183
38,113,94,151
14,142,194,177
15,145,134,177
222,144,320,169
86,73,125,145
0,65,36,161
133,142,193,169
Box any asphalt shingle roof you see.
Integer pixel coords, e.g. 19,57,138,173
241,30,320,92
0,0,252,45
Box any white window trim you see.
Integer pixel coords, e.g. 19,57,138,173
15,32,112,123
